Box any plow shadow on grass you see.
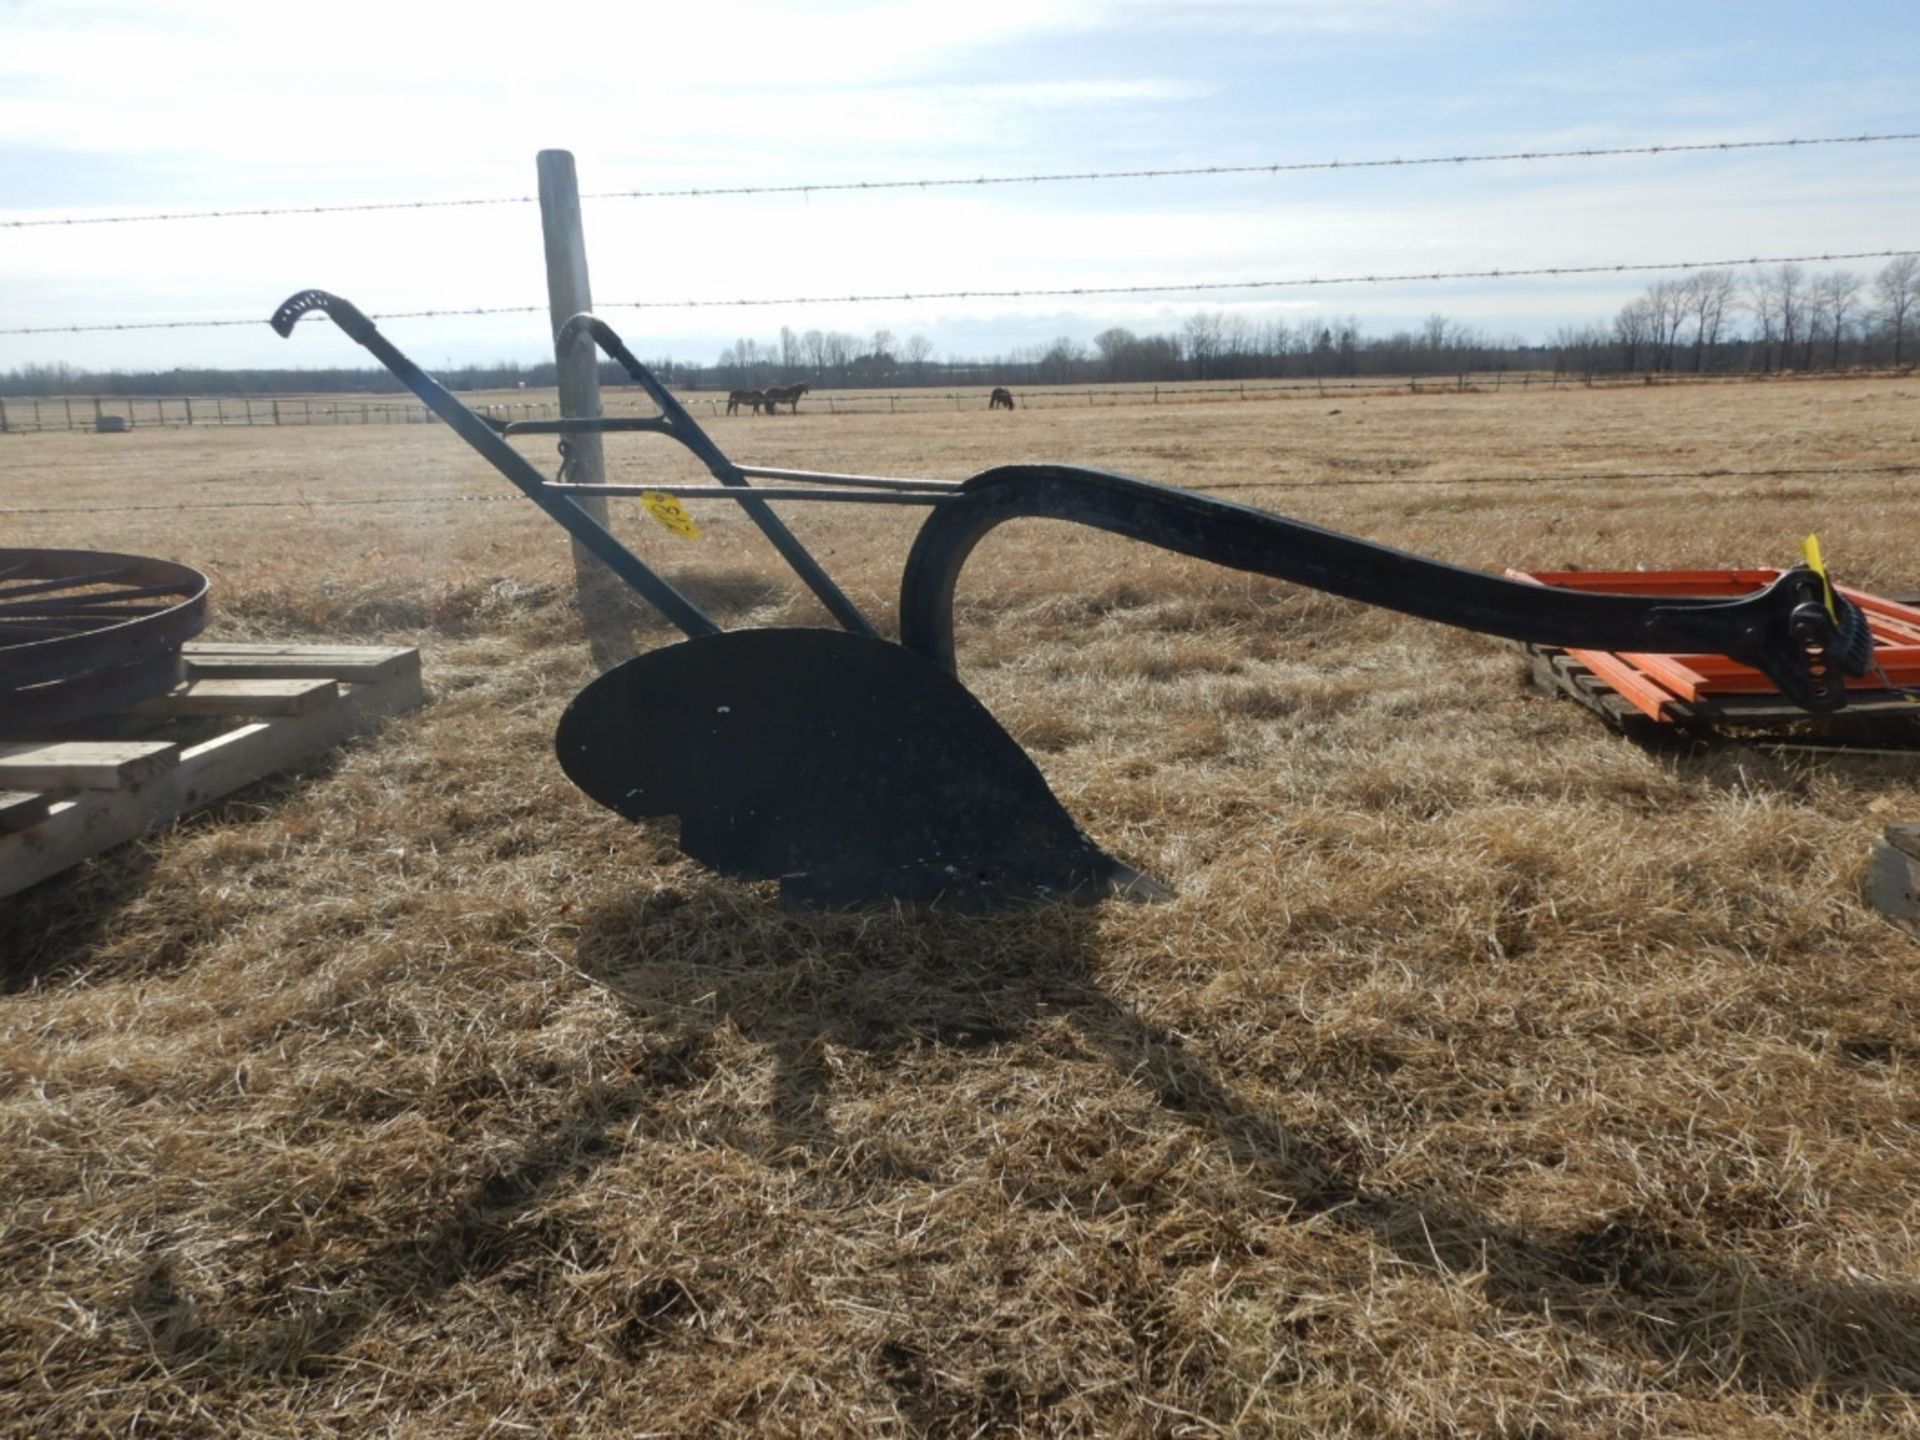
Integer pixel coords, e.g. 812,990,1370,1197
113,887,1920,1410
576,894,1920,1403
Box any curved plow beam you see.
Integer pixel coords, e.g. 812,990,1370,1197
899,464,1874,714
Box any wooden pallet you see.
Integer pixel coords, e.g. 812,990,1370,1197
0,642,423,899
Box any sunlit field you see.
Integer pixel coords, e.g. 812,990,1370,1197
3,373,1919,1437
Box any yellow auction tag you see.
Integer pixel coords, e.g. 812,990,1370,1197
1800,533,1836,620
642,490,702,540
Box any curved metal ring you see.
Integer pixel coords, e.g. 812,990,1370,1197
0,547,211,731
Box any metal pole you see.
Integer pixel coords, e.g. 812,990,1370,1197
537,148,631,667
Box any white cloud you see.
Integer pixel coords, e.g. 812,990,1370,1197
4,0,1916,370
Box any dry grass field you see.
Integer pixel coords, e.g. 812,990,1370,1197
3,374,1919,1437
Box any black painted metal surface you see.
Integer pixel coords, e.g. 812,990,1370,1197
555,628,1154,906
0,548,209,732
898,464,1871,713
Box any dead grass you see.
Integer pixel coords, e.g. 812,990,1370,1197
3,375,1919,1437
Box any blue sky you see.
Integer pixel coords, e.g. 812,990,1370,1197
2,0,1916,372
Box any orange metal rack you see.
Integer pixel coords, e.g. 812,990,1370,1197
1509,569,1920,726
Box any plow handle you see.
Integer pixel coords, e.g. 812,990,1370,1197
270,291,720,640
555,314,878,638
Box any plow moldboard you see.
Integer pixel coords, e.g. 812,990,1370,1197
555,628,1154,906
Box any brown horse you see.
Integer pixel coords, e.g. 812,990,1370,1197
761,382,810,414
726,388,766,416
988,387,1015,410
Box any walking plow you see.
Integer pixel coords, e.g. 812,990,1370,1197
273,290,1877,906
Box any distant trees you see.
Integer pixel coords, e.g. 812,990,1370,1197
1093,327,1180,382
1182,313,1226,379
1546,323,1612,375
1035,336,1083,385
1813,270,1862,369
1874,255,1918,367
14,260,1920,401
1595,259,1914,376
1682,270,1738,372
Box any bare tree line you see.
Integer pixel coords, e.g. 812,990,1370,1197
707,312,1524,391
706,257,1919,389
1570,256,1919,376
5,258,1915,400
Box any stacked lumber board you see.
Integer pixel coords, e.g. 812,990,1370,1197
0,642,423,899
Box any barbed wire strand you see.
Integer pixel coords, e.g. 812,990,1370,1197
5,463,1917,518
4,132,1916,231
5,248,1916,337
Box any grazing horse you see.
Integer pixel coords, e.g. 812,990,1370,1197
762,382,810,414
989,387,1015,411
726,388,766,416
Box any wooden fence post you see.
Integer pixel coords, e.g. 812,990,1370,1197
538,148,631,668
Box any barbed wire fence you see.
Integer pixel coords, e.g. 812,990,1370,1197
2,131,1915,417
5,248,1917,339
6,131,1915,231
